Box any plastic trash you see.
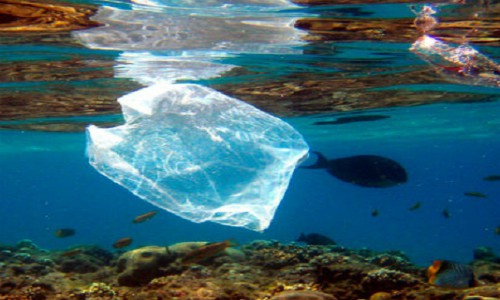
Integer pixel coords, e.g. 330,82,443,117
86,83,309,231
410,35,499,88
114,52,236,85
72,6,304,53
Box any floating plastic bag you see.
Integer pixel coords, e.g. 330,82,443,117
410,35,499,88
86,83,309,231
72,6,304,53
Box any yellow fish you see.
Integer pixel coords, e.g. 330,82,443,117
132,211,158,223
113,237,133,249
54,228,75,238
181,240,236,264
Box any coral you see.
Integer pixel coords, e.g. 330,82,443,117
55,246,114,274
0,239,499,299
361,268,423,292
16,240,39,250
76,282,116,299
368,253,415,272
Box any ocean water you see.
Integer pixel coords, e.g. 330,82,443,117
0,0,499,268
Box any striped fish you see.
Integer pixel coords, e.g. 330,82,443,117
427,260,475,288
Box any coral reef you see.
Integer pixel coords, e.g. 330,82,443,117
0,239,499,299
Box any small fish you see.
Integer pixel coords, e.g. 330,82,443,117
54,228,75,238
371,209,379,217
296,233,336,246
464,192,487,198
132,211,158,223
60,248,83,257
409,201,422,211
113,237,133,249
442,208,451,219
427,260,475,288
181,240,236,264
483,175,500,181
313,115,389,126
495,226,500,235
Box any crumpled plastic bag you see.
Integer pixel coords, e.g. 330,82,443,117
86,83,309,231
410,35,499,88
72,6,304,53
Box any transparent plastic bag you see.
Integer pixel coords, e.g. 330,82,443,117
411,35,499,87
86,83,309,231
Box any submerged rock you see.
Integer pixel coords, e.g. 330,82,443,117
272,290,337,300
474,247,500,263
116,246,176,286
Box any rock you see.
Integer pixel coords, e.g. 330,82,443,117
369,292,392,300
56,246,113,274
224,247,246,262
116,246,176,286
474,247,500,263
16,239,39,250
271,290,337,300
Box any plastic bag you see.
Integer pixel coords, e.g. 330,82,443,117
86,83,309,231
410,35,499,88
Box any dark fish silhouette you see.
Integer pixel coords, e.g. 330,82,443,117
442,208,451,219
54,228,75,238
371,209,379,217
464,191,487,198
296,233,336,245
409,201,422,211
302,151,407,188
427,260,475,288
483,175,500,181
313,115,389,126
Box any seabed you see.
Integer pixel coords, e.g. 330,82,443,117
0,239,499,299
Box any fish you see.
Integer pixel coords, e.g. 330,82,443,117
495,226,500,235
301,151,407,188
313,115,389,126
483,175,500,181
427,260,475,288
371,209,379,217
409,201,422,211
464,192,487,198
442,208,451,219
60,248,83,257
132,211,158,223
54,228,76,238
181,240,236,264
296,233,336,246
113,237,133,249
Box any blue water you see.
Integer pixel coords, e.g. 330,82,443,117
0,0,499,267
1,102,499,266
